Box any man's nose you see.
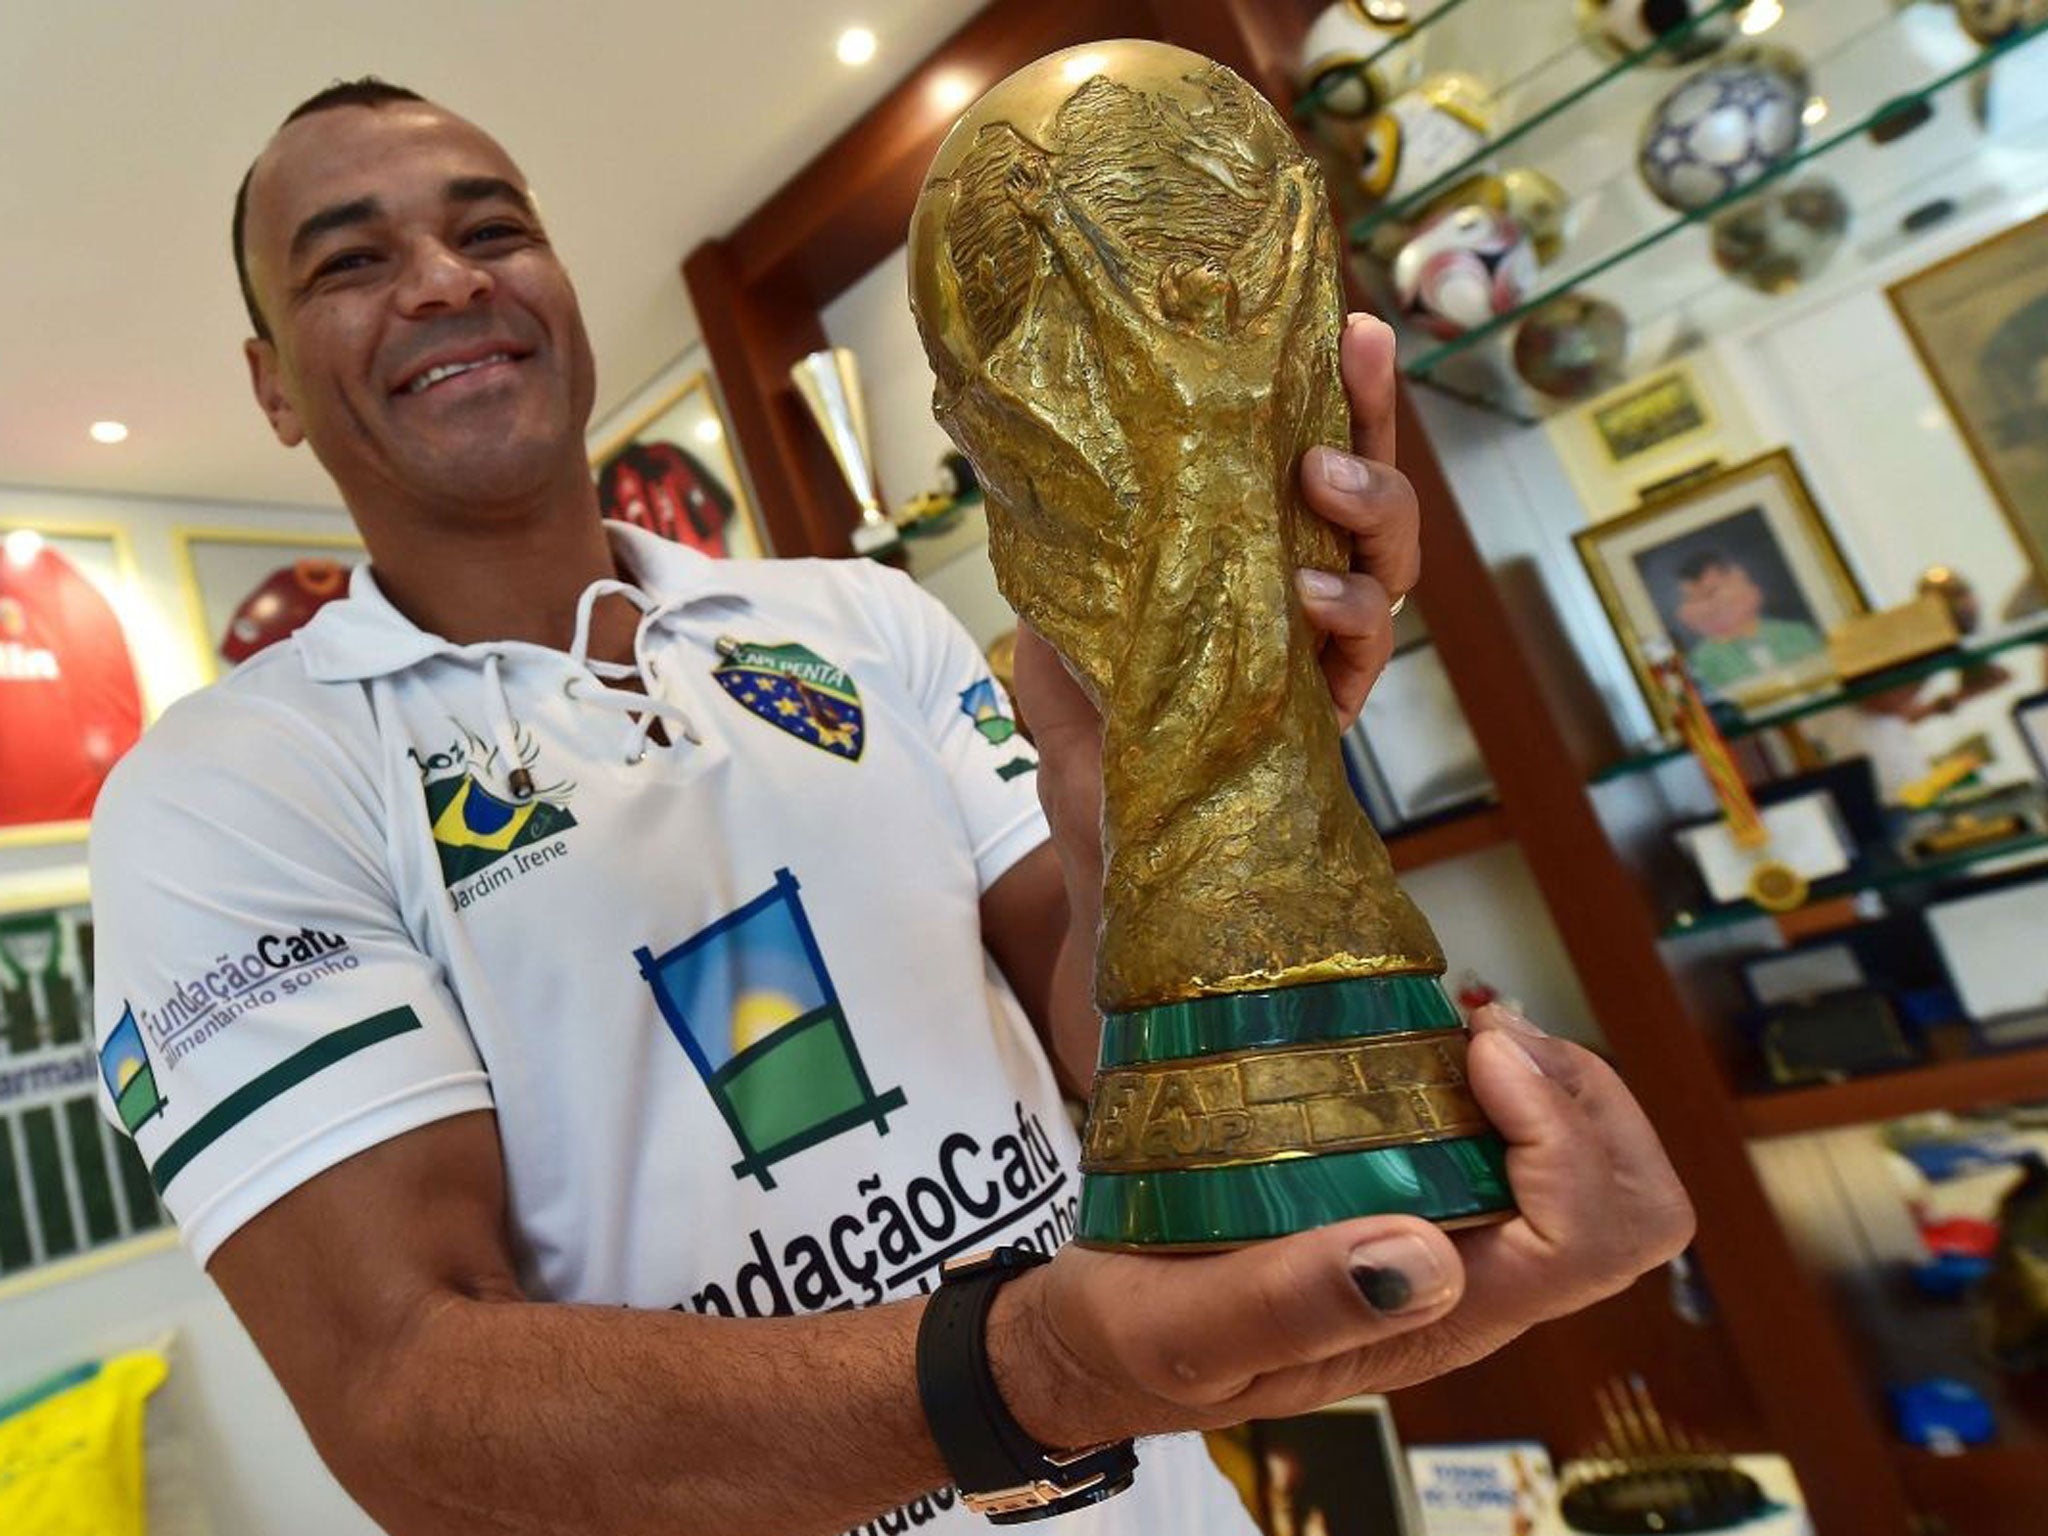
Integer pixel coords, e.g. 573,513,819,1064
394,238,493,316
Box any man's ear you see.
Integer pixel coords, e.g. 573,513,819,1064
245,337,305,448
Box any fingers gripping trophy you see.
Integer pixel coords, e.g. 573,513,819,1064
910,41,1513,1249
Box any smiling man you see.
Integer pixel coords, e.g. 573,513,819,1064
88,81,1693,1536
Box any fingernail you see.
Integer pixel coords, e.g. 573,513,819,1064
1486,1004,1545,1038
1316,447,1371,492
1297,568,1344,601
1348,1234,1452,1315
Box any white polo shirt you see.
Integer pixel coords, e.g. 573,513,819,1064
89,520,1255,1536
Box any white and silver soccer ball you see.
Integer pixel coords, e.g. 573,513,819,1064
1638,51,1808,212
1710,179,1851,294
1577,0,1734,65
1299,1,1429,119
1357,72,1494,206
1392,204,1538,340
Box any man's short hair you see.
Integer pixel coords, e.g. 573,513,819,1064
232,78,428,341
1677,549,1737,585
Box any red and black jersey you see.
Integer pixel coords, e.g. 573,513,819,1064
0,545,144,828
219,559,354,665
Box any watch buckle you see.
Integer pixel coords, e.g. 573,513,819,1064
962,1471,1107,1517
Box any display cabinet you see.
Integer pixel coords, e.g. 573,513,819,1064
684,1,2048,1529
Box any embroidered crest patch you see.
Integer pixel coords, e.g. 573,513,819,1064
957,677,1019,746
713,637,865,761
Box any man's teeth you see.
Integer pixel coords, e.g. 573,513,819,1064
406,353,514,394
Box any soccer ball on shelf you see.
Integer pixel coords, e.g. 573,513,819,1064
1391,204,1539,340
1638,49,1809,212
1709,178,1851,294
1576,0,1735,65
1357,72,1495,206
1512,294,1631,400
1464,167,1574,265
1298,1,1429,119
1954,0,2048,45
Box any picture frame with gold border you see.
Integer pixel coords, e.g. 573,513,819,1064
1887,210,2048,591
588,368,770,559
0,518,149,851
0,871,179,1304
172,525,366,686
1574,448,1870,734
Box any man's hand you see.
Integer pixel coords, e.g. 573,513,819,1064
991,1005,1697,1446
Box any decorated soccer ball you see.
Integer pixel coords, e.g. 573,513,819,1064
1955,0,2048,45
1299,1,1428,119
1577,0,1734,65
1392,205,1538,340
1358,72,1494,206
1512,294,1630,400
1638,51,1807,212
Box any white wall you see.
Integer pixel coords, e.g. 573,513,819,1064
0,479,381,1536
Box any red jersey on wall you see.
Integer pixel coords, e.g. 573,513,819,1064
0,544,144,828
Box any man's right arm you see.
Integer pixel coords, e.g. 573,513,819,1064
206,1008,1694,1536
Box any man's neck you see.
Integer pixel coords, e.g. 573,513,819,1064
354,470,644,667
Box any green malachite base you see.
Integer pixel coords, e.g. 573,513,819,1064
1077,973,1515,1249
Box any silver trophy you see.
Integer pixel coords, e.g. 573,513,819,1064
789,348,904,561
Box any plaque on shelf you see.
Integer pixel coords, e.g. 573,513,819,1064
1925,867,2048,1048
1825,593,1961,683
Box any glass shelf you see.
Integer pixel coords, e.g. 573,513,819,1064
1392,17,2048,402
1344,0,1753,249
1593,611,2048,782
1661,826,2048,938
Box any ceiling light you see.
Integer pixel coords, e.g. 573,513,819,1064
89,420,128,444
1802,96,1829,126
1061,52,1108,85
932,73,975,113
694,417,723,445
4,530,44,568
837,27,877,66
1739,0,1783,35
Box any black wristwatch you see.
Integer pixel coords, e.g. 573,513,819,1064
914,1245,1138,1523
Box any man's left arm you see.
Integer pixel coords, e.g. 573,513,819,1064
984,314,1424,1092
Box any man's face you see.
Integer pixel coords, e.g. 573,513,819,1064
240,103,597,514
1676,561,1766,642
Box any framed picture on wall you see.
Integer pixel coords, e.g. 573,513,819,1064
174,526,365,684
0,519,148,849
1574,449,1870,731
1888,211,2048,590
0,874,175,1302
1252,1397,1425,1536
589,367,769,559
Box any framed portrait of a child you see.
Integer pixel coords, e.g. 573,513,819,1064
1575,449,1869,733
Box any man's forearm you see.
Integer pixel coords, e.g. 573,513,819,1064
335,1292,952,1536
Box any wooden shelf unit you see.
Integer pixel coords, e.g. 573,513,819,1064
678,1,2038,1529
1741,1037,2048,1140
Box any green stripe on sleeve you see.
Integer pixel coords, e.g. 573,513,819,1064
151,1007,423,1195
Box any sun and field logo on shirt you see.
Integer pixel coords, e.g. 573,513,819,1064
97,1005,166,1135
958,675,1036,783
635,868,905,1190
711,637,865,761
413,725,579,890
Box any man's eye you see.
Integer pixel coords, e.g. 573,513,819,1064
466,221,525,244
313,252,376,279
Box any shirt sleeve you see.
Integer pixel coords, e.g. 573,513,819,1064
88,689,493,1266
863,566,1049,891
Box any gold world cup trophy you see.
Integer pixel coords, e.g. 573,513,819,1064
909,41,1512,1248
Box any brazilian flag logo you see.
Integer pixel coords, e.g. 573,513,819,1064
958,677,1018,746
713,638,864,761
636,869,905,1189
99,1006,165,1135
425,774,577,886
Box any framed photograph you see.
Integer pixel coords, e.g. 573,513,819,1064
1253,1397,1424,1536
1348,642,1493,828
1924,866,2048,1048
1574,448,1870,730
2019,689,2048,785
0,874,175,1303
589,368,769,560
174,526,365,685
1888,211,2048,590
1592,367,1715,468
0,519,147,849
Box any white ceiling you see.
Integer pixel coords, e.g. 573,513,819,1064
0,0,984,511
